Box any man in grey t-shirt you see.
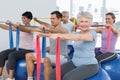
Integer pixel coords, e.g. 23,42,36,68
47,39,68,65
25,11,68,80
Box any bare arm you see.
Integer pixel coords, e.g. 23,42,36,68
17,25,42,33
34,17,50,27
105,24,119,36
111,26,119,36
0,24,9,30
57,33,94,41
0,23,16,31
42,33,94,41
15,22,42,33
45,27,68,33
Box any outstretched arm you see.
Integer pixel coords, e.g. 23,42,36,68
40,25,68,33
0,20,16,31
15,22,42,33
39,33,94,41
0,24,9,30
45,27,68,33
34,17,50,27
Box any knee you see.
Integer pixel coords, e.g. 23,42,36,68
8,53,15,59
43,57,51,68
26,53,34,61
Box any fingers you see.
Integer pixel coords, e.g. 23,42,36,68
36,32,45,37
5,20,12,25
15,22,21,26
105,24,112,28
36,32,58,39
13,22,21,28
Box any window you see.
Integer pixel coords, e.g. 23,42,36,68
57,0,120,50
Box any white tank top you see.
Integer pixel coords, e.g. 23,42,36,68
19,32,34,50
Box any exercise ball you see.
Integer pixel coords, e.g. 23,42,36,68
87,68,111,80
101,54,120,80
6,58,27,80
6,58,44,80
116,50,120,55
14,59,27,80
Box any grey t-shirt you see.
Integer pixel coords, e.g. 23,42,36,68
49,38,68,57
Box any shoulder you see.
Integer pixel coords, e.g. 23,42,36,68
90,29,97,36
89,29,97,40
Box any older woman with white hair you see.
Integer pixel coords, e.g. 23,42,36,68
40,11,99,80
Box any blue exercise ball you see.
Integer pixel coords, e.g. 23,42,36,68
14,59,27,80
116,50,120,55
6,58,44,80
101,54,120,80
87,68,111,80
6,58,27,80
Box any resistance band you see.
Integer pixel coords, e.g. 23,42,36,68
56,37,61,80
16,27,20,51
91,24,105,27
73,18,77,32
42,28,46,58
9,24,14,50
106,26,112,51
36,36,41,80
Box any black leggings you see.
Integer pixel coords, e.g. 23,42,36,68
0,48,34,70
95,51,117,63
50,61,99,80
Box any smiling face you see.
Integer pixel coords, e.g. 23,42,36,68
22,16,31,25
77,12,93,32
77,16,91,32
106,15,115,25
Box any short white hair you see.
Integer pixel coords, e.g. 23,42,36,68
62,11,69,17
77,12,93,24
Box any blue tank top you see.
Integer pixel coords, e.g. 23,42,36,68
72,30,98,67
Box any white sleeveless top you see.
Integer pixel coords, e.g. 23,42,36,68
19,32,34,50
